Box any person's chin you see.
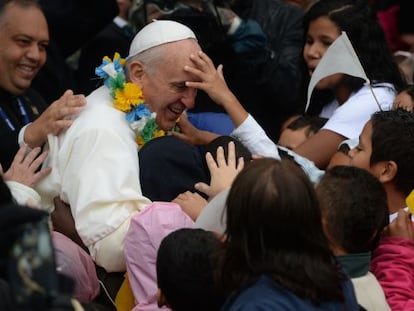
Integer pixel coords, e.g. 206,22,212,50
157,119,176,131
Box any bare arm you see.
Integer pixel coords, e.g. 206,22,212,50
293,129,346,169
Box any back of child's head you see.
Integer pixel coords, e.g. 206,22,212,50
156,228,224,311
370,109,414,196
218,158,345,304
304,0,405,91
316,165,389,254
278,115,327,149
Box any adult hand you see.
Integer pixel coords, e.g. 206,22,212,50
195,141,244,199
24,89,86,148
2,145,51,188
171,112,219,145
172,191,208,221
383,209,414,240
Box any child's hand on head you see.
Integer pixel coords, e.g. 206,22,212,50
184,51,235,106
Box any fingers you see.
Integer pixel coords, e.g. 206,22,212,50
217,64,224,80
387,209,414,240
29,150,49,172
194,182,211,196
205,152,219,171
33,166,52,183
215,146,226,167
12,144,29,164
21,147,42,168
227,141,236,168
236,156,245,172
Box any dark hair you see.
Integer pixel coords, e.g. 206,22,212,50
370,109,414,196
139,136,209,201
216,158,345,303
156,228,224,311
204,136,253,163
317,165,388,253
303,0,405,113
286,115,328,137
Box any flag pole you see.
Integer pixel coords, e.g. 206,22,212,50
367,83,382,111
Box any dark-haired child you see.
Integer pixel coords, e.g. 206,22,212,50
316,165,390,310
156,228,224,311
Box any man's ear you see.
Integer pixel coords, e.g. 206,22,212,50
377,160,398,184
128,60,145,85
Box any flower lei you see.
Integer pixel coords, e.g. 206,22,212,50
95,53,171,147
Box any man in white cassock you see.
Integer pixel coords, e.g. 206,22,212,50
36,20,202,272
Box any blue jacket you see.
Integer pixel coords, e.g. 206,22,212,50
221,275,360,311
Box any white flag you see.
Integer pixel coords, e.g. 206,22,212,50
306,31,370,112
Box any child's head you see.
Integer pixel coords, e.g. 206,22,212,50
303,0,404,92
218,158,344,303
316,165,388,255
278,115,327,149
349,109,414,197
156,228,223,311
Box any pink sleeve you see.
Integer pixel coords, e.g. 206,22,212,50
124,202,194,311
371,236,414,311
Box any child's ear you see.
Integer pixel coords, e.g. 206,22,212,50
377,160,398,183
157,288,170,308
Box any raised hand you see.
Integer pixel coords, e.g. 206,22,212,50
184,51,248,127
2,144,51,188
195,141,244,199
171,112,219,146
383,209,414,240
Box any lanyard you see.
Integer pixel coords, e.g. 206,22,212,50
0,107,15,131
16,97,30,125
0,98,30,131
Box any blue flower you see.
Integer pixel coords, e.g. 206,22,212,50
125,104,151,122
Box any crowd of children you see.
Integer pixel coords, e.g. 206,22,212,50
1,0,414,310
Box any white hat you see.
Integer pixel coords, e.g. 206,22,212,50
128,20,197,57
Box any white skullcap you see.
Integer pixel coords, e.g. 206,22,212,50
128,20,197,57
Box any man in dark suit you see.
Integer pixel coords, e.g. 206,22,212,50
0,0,86,170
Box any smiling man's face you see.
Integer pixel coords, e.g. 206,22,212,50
139,39,200,130
0,3,49,95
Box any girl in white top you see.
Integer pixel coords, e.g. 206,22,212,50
294,0,405,168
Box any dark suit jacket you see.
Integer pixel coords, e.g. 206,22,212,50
0,88,48,170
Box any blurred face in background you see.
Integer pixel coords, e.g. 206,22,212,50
117,0,132,19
